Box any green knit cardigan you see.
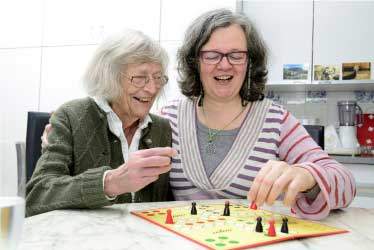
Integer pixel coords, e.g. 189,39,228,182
26,97,172,217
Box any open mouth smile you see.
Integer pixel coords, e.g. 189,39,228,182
133,96,152,103
214,75,234,82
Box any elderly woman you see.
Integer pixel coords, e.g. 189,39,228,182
161,9,356,220
26,30,176,217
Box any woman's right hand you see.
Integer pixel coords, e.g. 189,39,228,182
103,147,177,196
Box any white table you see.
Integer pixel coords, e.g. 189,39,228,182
19,199,374,250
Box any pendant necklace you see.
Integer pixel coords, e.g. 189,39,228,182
201,103,246,155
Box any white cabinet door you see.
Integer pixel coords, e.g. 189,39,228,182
313,1,374,82
241,0,313,84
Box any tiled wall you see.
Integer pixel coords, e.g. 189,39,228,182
267,90,374,127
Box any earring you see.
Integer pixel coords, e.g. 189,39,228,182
242,64,251,106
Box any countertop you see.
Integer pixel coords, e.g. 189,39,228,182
18,199,374,250
331,155,374,165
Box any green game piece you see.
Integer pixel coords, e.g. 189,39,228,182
218,236,228,240
205,238,215,242
215,243,226,247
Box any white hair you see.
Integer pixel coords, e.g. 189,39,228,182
83,29,168,101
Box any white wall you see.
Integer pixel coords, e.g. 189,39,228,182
0,0,236,194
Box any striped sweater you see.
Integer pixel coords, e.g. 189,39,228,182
161,98,356,220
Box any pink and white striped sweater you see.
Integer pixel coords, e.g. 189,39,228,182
161,98,356,220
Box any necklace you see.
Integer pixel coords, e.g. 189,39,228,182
201,103,246,155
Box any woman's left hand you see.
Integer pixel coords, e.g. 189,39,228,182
248,160,317,207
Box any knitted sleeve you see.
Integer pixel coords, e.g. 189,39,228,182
278,109,356,220
26,103,114,217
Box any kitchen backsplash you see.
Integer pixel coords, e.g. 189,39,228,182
266,90,374,126
355,91,374,103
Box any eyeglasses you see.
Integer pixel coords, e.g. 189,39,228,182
199,51,248,65
122,73,168,88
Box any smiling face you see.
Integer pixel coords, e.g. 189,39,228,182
113,62,163,124
199,24,248,103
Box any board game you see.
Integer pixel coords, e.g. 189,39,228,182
131,202,348,250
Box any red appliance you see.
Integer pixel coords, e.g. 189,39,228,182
357,113,374,146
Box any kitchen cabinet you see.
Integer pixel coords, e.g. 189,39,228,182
240,0,374,92
241,0,313,85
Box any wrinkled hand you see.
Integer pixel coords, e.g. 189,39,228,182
41,124,52,148
248,160,316,207
104,147,177,196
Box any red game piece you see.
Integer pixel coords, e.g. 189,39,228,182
165,209,174,224
250,201,257,210
291,208,296,214
267,218,276,237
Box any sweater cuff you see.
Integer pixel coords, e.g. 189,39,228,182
81,166,115,208
103,170,117,200
292,162,331,220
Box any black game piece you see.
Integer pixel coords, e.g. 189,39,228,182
223,201,230,216
191,202,197,215
281,217,289,233
255,216,263,232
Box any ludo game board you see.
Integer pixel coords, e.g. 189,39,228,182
131,202,347,250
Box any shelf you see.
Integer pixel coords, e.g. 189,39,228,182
330,155,374,165
265,81,374,93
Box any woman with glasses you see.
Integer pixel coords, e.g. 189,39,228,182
162,9,355,220
26,30,176,216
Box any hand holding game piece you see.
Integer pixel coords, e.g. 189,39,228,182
267,218,276,237
191,202,197,215
281,217,289,233
104,147,177,196
223,201,230,216
250,201,257,210
165,209,174,224
247,160,317,207
255,216,263,232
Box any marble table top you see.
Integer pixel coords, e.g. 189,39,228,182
18,199,374,250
